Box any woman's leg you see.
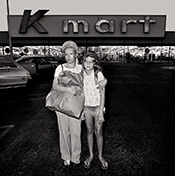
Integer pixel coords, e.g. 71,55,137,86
56,111,71,162
69,117,82,164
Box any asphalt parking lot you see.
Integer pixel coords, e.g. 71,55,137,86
0,62,175,176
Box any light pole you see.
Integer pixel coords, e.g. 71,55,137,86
6,0,13,59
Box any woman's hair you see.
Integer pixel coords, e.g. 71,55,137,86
61,40,78,54
61,40,80,63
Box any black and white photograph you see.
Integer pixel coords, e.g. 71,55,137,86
0,0,174,175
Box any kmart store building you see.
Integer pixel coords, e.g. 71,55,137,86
0,10,175,62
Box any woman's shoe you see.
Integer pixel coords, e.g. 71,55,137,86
64,160,70,166
71,160,80,167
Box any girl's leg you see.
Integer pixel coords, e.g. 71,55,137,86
94,111,108,169
94,115,103,159
84,107,94,166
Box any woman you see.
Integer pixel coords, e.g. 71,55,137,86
52,41,83,166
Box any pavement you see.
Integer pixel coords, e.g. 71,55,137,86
0,62,175,176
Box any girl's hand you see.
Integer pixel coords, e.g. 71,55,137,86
98,111,105,125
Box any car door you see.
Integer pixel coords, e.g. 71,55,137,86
37,58,52,70
46,56,59,68
0,61,17,86
18,58,37,75
0,57,30,88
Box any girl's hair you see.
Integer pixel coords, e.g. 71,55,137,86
83,51,98,62
83,51,103,80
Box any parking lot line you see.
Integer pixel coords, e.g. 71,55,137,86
0,125,15,139
0,96,45,104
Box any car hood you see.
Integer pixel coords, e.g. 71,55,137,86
0,67,31,78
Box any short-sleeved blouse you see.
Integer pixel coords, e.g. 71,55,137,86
54,63,82,77
83,70,104,106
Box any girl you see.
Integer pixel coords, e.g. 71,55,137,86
82,51,108,169
52,41,82,166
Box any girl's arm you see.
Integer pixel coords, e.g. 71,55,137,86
98,88,105,125
97,72,107,124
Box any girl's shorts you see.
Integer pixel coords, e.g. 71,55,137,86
84,106,99,118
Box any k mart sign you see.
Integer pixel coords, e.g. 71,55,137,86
9,10,166,38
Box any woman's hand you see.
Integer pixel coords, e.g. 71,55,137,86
80,111,85,121
97,79,107,92
67,86,82,96
97,85,105,93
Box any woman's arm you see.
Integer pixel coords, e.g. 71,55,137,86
52,77,81,96
97,72,107,91
52,77,68,92
98,77,107,87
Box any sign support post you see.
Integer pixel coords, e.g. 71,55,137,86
6,0,13,59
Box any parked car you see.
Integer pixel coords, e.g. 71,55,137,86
45,56,65,68
0,55,31,89
16,55,60,75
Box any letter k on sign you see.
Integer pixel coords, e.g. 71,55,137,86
19,10,49,34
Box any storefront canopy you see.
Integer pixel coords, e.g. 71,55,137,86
1,31,175,47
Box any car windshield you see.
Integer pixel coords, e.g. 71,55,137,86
19,58,34,63
0,58,17,68
46,57,55,61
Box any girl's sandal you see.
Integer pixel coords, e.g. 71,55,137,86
99,158,108,170
83,157,93,169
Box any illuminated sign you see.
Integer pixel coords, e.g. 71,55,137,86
9,10,166,38
19,10,49,34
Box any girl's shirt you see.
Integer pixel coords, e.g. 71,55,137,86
83,70,104,107
54,63,82,78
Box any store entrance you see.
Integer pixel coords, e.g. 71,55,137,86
1,45,175,64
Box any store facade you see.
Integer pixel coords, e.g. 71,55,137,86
0,10,175,61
